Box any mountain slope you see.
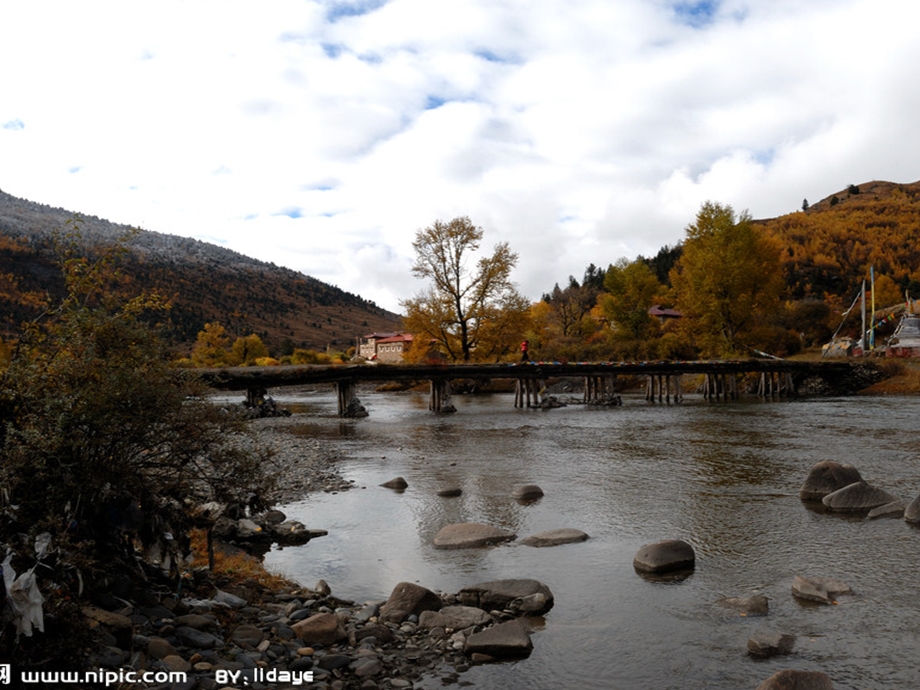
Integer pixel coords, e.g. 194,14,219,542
0,189,401,353
756,179,920,303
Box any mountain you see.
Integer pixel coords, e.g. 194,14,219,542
0,189,402,353
756,179,920,303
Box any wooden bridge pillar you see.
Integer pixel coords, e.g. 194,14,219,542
246,386,268,408
514,379,545,408
429,379,456,413
646,374,682,404
758,371,797,399
336,379,367,417
584,374,618,405
703,373,736,402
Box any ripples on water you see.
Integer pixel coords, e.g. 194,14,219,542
263,391,920,689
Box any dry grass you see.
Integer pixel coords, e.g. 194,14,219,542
188,528,293,593
859,359,920,395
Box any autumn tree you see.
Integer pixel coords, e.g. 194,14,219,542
401,217,530,362
191,321,232,366
670,202,785,356
542,275,601,338
231,333,270,365
601,258,664,350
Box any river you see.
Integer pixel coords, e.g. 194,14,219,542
260,387,920,689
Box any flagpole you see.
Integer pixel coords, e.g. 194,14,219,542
870,266,875,350
860,279,866,355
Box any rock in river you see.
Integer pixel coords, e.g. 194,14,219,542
799,460,863,501
379,582,442,623
633,539,695,574
433,523,516,549
512,484,544,500
747,631,796,657
464,619,533,658
715,594,769,616
457,579,554,615
520,528,589,547
791,575,851,604
419,605,491,630
904,492,920,523
754,669,834,690
821,480,898,513
380,476,408,491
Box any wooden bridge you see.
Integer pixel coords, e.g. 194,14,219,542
197,359,859,416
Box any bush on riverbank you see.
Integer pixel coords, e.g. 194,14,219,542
0,231,278,670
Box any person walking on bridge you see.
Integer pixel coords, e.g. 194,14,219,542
520,340,530,362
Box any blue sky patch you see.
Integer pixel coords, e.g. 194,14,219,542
276,207,304,219
326,0,389,22
2,119,24,130
753,148,775,165
322,43,344,59
425,96,447,110
673,0,719,28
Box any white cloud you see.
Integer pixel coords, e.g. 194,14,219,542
1,0,919,313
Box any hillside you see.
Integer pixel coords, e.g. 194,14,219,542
0,189,401,354
757,180,920,304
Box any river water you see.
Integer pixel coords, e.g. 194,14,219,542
261,387,920,690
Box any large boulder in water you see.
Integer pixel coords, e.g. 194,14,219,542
633,539,695,574
821,480,898,513
799,461,863,501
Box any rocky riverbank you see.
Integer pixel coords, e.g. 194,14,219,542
78,405,555,689
85,570,548,690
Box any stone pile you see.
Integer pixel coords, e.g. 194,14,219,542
83,576,553,690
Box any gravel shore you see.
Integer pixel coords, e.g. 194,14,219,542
243,414,355,503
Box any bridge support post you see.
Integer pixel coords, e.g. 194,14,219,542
336,379,367,417
759,371,797,399
704,373,730,402
429,379,456,413
646,374,682,404
246,386,268,408
585,375,618,405
515,379,545,408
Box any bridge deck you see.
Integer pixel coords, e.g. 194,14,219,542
197,359,854,391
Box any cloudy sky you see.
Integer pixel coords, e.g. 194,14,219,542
2,1,918,313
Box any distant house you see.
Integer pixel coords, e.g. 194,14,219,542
648,305,682,323
374,333,414,363
356,332,413,362
357,332,399,360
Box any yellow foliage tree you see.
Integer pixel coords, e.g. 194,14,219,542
671,202,785,357
402,217,531,362
231,333,269,366
191,322,232,366
602,260,663,339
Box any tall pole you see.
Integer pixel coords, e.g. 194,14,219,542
861,279,867,355
870,266,876,350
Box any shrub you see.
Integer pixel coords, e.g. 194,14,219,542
0,229,277,669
